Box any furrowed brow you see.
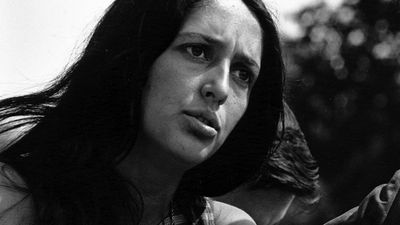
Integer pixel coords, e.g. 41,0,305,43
177,32,223,45
235,54,260,71
177,32,261,70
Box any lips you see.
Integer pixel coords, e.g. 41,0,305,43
183,110,221,138
184,110,221,131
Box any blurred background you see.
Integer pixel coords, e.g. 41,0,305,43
281,0,400,224
1,0,400,224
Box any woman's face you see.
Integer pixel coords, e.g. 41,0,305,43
139,0,263,167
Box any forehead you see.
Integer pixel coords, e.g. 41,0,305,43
180,0,263,61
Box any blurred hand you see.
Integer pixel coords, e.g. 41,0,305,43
324,169,400,225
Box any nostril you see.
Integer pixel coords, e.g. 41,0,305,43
201,81,228,105
205,92,214,98
218,95,227,105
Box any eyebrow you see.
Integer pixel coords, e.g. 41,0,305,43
234,54,261,71
177,32,261,70
177,32,222,45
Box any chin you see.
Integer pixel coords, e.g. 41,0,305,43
177,145,216,167
169,136,219,167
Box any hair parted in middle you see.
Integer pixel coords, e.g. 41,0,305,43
0,0,285,224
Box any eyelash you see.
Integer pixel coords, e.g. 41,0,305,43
231,66,254,86
183,44,211,62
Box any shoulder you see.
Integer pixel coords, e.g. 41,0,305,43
209,199,256,225
0,162,28,209
0,162,33,224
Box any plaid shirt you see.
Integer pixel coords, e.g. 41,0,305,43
160,198,215,225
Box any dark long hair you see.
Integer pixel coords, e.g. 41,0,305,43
251,102,320,207
0,0,284,224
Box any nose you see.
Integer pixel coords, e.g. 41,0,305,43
201,63,229,106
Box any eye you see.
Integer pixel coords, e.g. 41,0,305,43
236,70,250,83
184,44,210,61
232,68,253,86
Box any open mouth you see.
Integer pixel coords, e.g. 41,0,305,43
184,110,220,131
183,110,220,138
195,115,213,127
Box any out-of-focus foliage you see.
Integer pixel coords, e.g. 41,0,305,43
281,0,400,224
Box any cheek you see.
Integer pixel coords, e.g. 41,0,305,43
144,59,188,108
223,95,247,131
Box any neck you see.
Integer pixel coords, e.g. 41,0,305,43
117,136,187,225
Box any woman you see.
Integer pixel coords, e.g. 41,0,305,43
0,0,284,224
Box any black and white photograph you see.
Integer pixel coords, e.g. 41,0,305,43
1,0,399,224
